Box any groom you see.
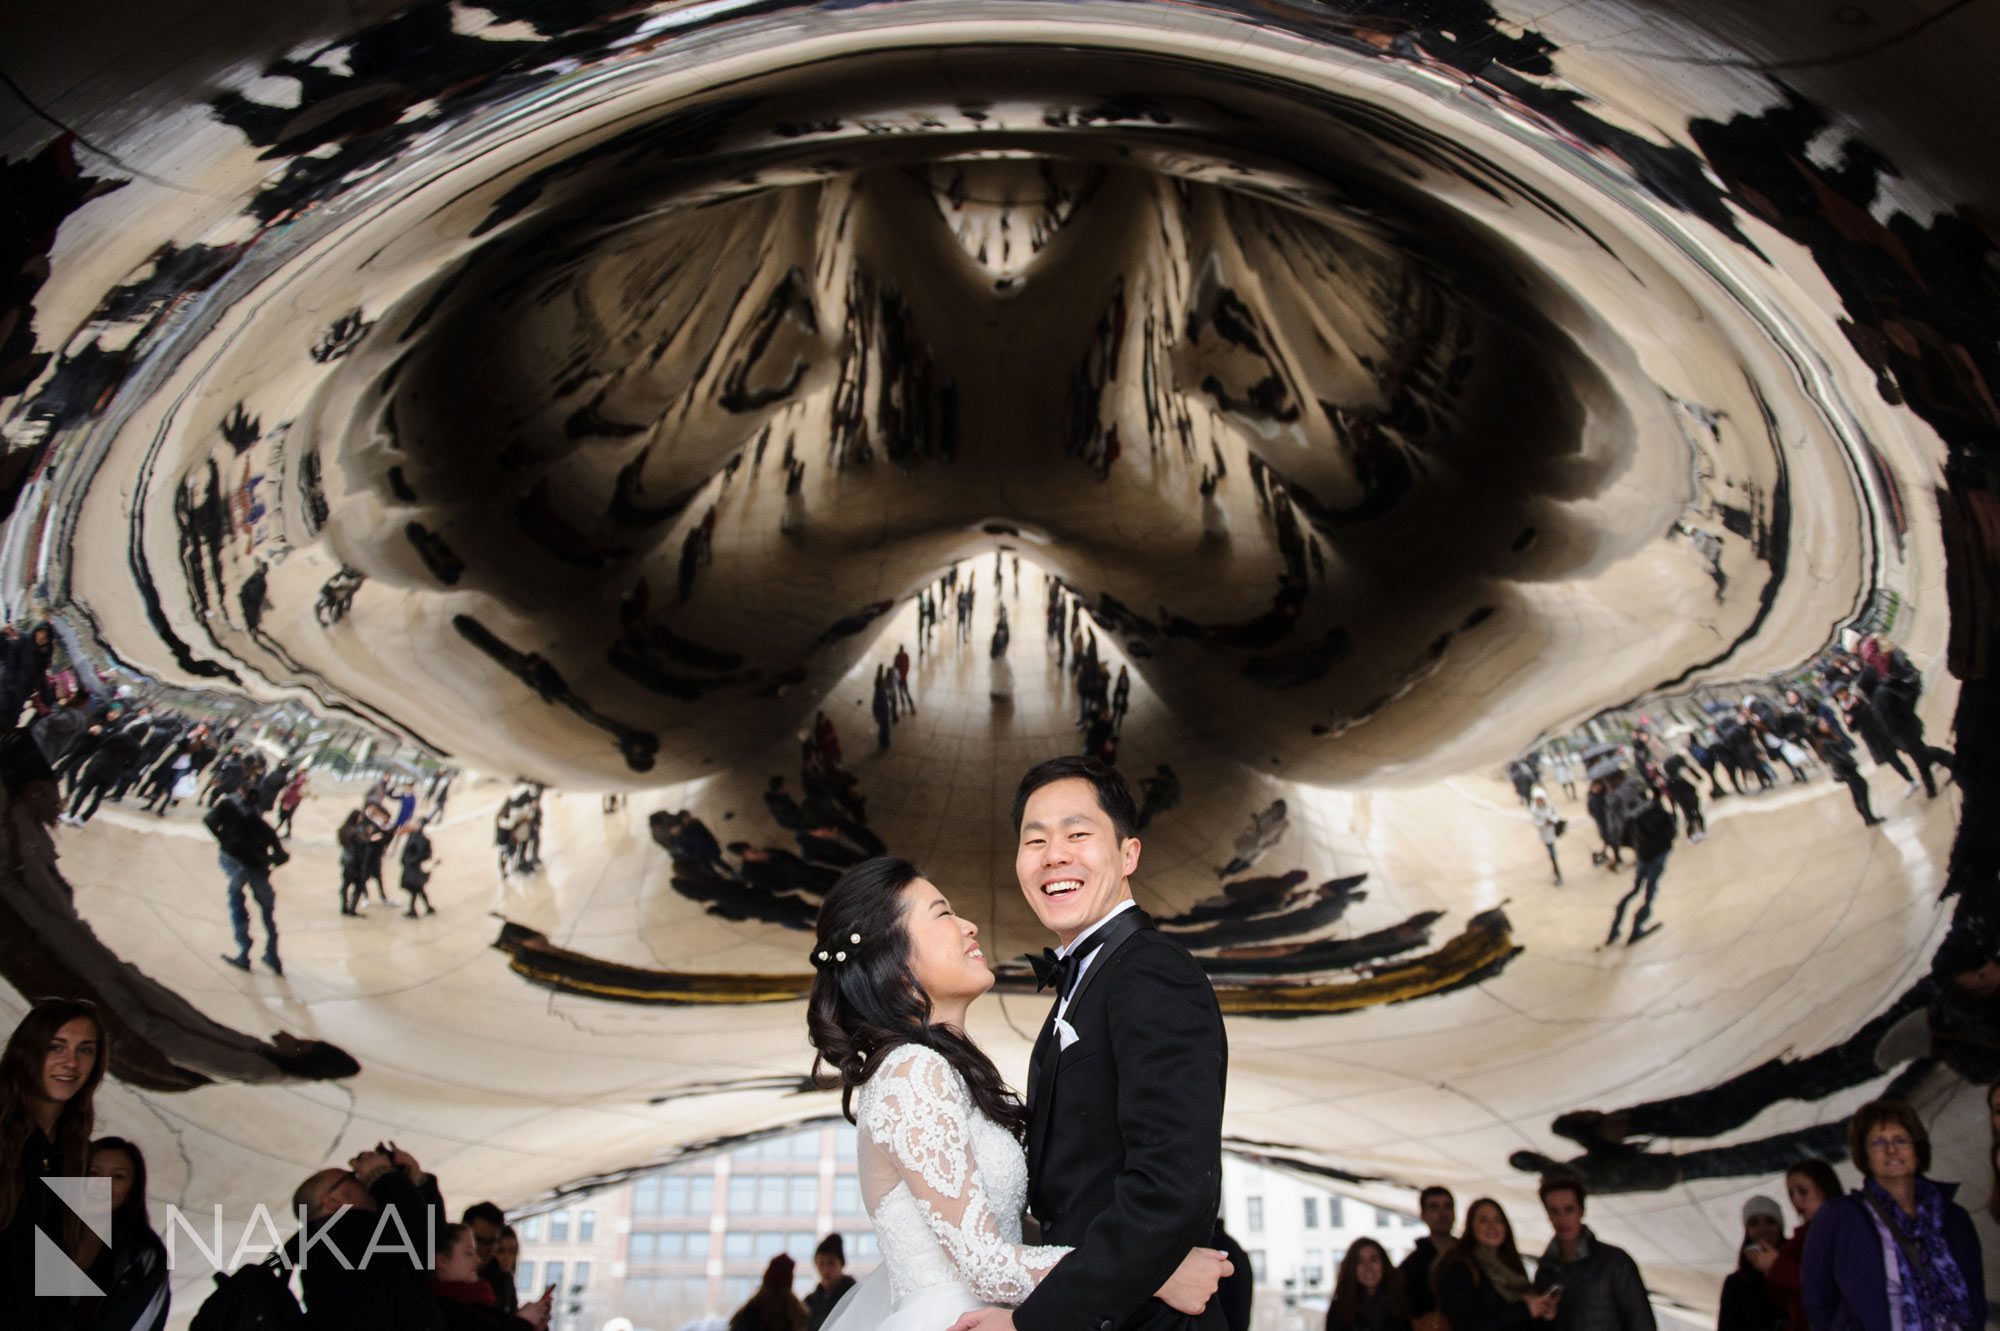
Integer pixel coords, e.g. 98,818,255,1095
955,756,1230,1331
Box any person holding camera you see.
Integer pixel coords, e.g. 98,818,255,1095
293,1141,448,1330
204,770,289,975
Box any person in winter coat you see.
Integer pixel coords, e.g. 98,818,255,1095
83,1137,170,1331
1605,793,1675,946
1803,1100,1983,1331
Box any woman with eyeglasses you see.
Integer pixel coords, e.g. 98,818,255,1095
1802,1099,1985,1331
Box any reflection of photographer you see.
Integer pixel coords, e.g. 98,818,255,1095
205,773,289,976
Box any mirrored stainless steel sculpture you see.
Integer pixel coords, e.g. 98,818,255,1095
3,0,1996,1318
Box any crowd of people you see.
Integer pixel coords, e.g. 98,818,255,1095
1512,632,1955,946
5,991,1994,1331
1335,1113,1990,1331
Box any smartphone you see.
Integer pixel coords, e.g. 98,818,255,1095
542,1283,557,1301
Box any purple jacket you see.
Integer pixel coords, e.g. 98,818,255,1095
1802,1186,1985,1331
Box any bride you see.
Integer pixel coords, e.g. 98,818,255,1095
805,857,1230,1331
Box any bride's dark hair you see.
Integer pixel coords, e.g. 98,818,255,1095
807,857,1028,1140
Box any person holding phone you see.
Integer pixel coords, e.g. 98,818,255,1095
430,1221,551,1329
1532,1178,1656,1331
1720,1197,1786,1331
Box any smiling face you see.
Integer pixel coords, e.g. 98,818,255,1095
1015,777,1139,945
41,1017,99,1108
1469,1201,1508,1251
1864,1120,1918,1184
901,878,992,1016
1355,1244,1384,1292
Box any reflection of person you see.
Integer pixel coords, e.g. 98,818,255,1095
1529,789,1563,885
805,854,1226,1331
401,819,437,917
1802,1100,1984,1331
205,785,289,974
1325,1238,1410,1331
1433,1198,1557,1331
1603,795,1673,947
1718,1197,1784,1331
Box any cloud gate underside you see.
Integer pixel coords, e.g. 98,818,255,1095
4,0,1999,1320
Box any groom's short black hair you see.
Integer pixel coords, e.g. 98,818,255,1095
1012,756,1139,842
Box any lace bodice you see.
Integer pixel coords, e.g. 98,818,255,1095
855,1044,1070,1306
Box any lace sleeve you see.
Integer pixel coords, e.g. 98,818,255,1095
864,1046,1070,1304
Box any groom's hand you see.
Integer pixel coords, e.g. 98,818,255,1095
947,1311,1014,1331
1157,1247,1234,1314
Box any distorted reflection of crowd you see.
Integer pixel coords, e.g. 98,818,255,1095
1510,632,1954,947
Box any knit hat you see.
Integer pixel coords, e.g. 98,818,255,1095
1741,1195,1783,1225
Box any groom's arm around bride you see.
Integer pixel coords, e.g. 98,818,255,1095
962,757,1232,1331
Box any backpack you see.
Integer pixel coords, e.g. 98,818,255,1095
189,1253,306,1330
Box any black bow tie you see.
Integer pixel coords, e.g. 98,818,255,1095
1029,933,1107,1000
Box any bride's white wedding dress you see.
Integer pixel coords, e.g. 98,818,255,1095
820,1044,1070,1331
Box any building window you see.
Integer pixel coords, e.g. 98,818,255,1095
1374,1208,1391,1228
574,1261,591,1290
635,1176,661,1217
755,1231,786,1259
544,1262,565,1295
728,1176,755,1215
836,1125,858,1160
549,1211,570,1243
689,1176,714,1217
725,1232,752,1259
578,1211,596,1243
1246,1197,1263,1233
789,1177,819,1215
686,1231,710,1260
630,1233,657,1263
1304,1250,1324,1287
758,1176,787,1216
1327,1197,1345,1228
522,1215,542,1241
517,1262,535,1293
853,1232,878,1258
833,1176,861,1216
792,1130,821,1159
1303,1198,1318,1229
1249,1250,1266,1282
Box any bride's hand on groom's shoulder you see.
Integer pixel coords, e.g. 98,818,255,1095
1157,1246,1234,1315
946,1310,1013,1331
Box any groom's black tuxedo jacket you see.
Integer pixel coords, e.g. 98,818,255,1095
1016,907,1229,1331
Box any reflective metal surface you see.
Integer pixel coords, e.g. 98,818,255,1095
3,0,1997,1317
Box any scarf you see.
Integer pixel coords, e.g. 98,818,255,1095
1862,1179,1975,1331
1474,1245,1535,1303
432,1276,497,1306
